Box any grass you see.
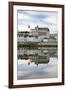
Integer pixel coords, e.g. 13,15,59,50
18,43,57,49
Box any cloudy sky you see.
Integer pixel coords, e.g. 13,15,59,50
17,10,58,34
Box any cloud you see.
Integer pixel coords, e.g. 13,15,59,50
18,10,58,25
43,16,58,25
44,18,57,25
18,13,33,20
18,10,46,19
18,10,58,33
18,10,48,22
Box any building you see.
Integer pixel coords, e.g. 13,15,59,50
30,26,49,37
17,31,29,37
17,26,50,43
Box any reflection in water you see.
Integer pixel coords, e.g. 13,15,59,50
17,47,58,80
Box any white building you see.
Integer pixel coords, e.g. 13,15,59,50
17,26,49,43
17,26,57,44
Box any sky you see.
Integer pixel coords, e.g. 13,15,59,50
17,10,58,34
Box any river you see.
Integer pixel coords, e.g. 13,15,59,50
17,47,58,80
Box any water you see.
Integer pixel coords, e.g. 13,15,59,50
17,47,58,80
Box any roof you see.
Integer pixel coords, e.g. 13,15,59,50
35,26,49,31
38,27,49,31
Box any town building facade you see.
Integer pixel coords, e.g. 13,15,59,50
18,26,50,42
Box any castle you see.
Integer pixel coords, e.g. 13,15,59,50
17,26,57,45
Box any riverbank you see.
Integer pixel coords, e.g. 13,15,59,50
18,44,57,49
